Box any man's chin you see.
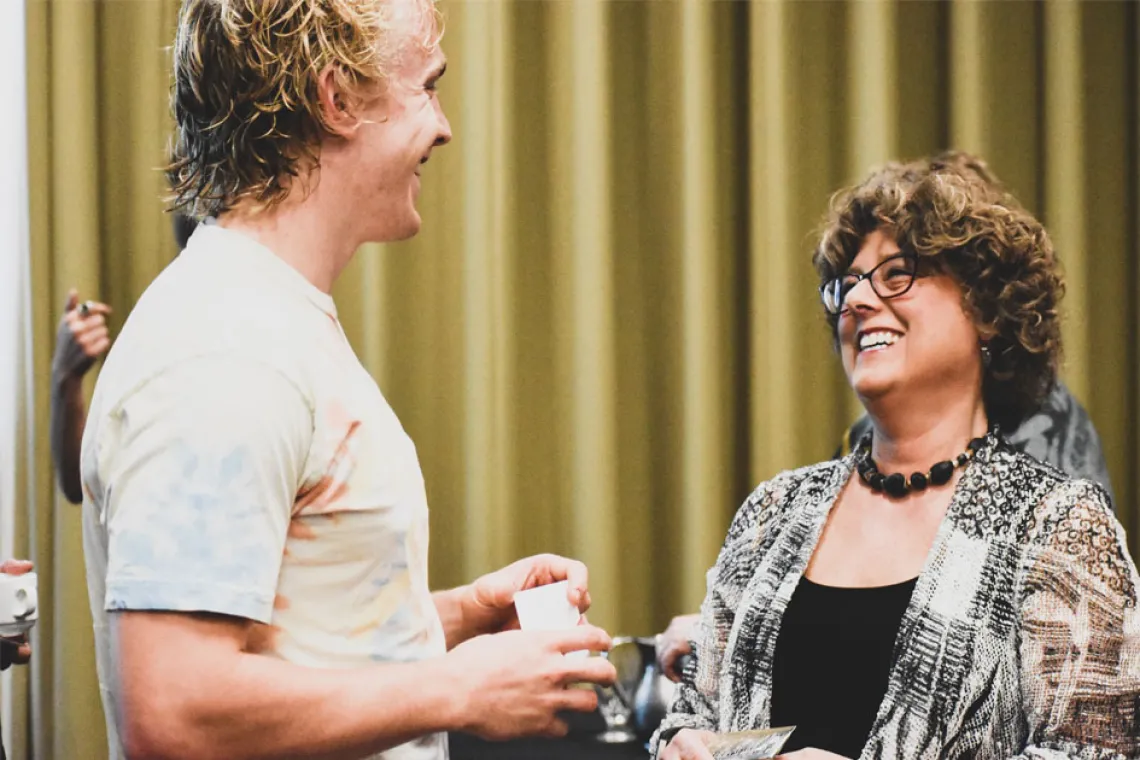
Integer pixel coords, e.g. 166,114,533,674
392,217,423,242
364,212,423,244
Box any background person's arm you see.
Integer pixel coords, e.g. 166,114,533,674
50,375,86,504
50,290,111,504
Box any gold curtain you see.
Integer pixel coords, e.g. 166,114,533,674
22,2,181,757
15,1,1140,758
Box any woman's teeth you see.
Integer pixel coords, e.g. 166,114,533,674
859,331,900,352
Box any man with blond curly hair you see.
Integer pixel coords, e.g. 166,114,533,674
80,2,616,759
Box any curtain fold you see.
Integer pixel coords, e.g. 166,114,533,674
18,1,1140,757
549,0,622,624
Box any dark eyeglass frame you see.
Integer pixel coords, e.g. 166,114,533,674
819,252,922,316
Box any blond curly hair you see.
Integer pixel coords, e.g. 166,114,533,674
167,0,443,218
813,152,1065,428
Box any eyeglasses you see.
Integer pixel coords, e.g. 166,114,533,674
819,253,921,315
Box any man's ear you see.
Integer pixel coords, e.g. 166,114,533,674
317,64,368,138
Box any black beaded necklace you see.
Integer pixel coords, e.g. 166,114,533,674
856,432,990,498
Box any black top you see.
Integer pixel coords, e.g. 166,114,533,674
770,575,917,759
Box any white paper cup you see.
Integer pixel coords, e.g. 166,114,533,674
0,571,37,638
513,580,587,659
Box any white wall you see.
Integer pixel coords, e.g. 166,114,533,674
0,0,33,753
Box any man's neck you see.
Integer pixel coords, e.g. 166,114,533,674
217,185,359,294
864,389,989,475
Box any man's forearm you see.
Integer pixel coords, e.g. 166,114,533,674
49,375,85,504
120,631,465,760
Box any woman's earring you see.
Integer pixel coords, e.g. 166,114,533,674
980,342,992,369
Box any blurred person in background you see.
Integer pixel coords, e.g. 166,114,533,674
79,2,615,759
172,210,198,251
654,153,1138,760
0,559,34,760
655,153,1117,684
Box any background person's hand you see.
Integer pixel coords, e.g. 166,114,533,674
52,289,112,381
463,553,592,635
656,613,699,682
446,624,616,740
0,559,34,670
659,728,717,759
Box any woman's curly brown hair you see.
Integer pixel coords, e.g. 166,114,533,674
812,152,1065,429
167,0,443,219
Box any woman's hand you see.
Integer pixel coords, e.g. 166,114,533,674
656,613,699,681
660,728,716,760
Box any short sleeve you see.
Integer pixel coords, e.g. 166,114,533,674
98,354,312,624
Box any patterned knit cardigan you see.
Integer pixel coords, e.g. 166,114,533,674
653,433,1140,759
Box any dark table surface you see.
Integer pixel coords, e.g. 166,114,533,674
449,710,652,760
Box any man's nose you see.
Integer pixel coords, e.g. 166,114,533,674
434,102,452,147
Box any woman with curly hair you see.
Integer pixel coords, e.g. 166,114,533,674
655,153,1139,760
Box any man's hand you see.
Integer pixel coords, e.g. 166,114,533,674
52,289,112,381
445,625,616,740
454,554,593,641
660,728,716,759
775,751,851,759
656,613,699,682
0,559,34,670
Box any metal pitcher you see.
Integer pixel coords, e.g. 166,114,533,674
595,636,680,743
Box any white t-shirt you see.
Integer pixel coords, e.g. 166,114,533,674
81,224,448,760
